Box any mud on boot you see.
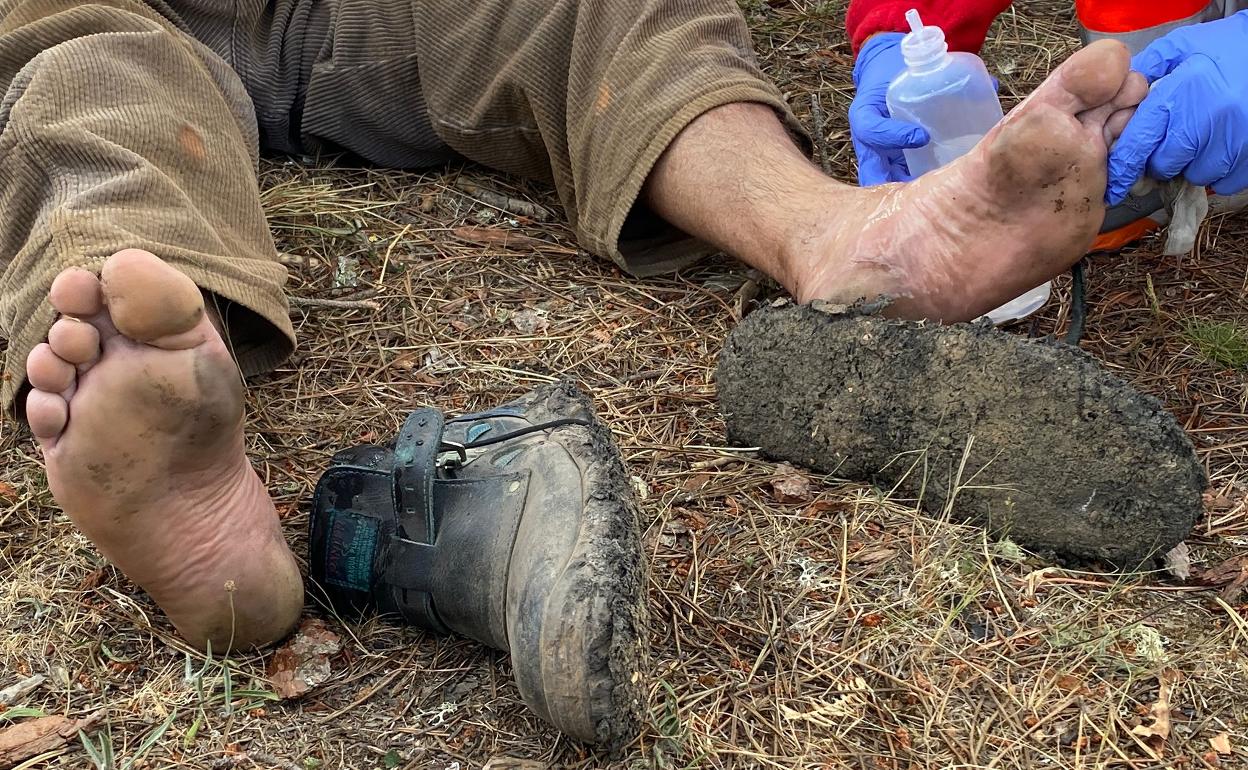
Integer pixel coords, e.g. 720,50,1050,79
716,302,1205,567
308,381,647,747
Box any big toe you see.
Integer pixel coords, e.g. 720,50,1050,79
1027,39,1132,116
100,249,205,346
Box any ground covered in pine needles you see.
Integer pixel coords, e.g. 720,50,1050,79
2,1,1247,768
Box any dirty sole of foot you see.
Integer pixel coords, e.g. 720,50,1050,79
716,303,1205,567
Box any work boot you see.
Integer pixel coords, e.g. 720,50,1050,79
308,381,648,748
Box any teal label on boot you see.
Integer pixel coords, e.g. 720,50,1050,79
324,510,379,593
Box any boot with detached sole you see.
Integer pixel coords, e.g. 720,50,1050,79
309,381,648,747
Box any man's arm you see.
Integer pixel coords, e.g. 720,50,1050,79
846,0,1012,53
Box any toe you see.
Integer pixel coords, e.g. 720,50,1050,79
1100,72,1148,146
1104,107,1137,147
26,343,75,394
1027,39,1131,116
49,268,103,317
48,318,101,366
26,389,68,443
100,249,205,346
1111,71,1149,112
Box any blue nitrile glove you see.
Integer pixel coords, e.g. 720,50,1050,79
850,32,930,186
1106,10,1248,204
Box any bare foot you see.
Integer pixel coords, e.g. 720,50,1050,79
791,40,1149,321
25,250,302,651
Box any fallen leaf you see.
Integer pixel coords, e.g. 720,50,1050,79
0,714,97,769
1210,732,1232,754
1163,542,1192,580
267,619,342,699
680,473,713,493
1053,673,1084,693
0,483,16,503
510,309,549,335
661,518,689,536
1203,491,1236,512
1130,669,1178,750
770,465,812,503
895,726,912,750
681,510,709,531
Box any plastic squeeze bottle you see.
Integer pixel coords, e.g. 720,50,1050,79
885,9,1052,323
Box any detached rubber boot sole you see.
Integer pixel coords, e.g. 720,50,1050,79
308,382,647,747
717,303,1205,567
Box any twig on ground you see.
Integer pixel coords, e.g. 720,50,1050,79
809,92,832,175
288,296,381,312
0,675,44,705
454,179,552,221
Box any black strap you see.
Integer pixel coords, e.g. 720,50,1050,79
1065,260,1087,346
381,537,438,592
392,408,445,545
436,417,590,474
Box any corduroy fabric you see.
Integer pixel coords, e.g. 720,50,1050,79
0,0,805,411
0,0,296,411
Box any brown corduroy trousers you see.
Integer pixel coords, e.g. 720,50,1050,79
0,0,804,410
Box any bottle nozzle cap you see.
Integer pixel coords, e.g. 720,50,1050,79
905,8,923,34
900,7,948,68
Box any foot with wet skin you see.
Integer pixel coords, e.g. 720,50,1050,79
24,249,303,651
792,39,1149,321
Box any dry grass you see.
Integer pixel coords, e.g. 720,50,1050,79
3,0,1248,767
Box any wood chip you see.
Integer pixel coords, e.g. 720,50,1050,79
770,464,813,503
1196,554,1248,603
1163,542,1191,580
1210,732,1232,755
0,714,97,769
267,619,342,699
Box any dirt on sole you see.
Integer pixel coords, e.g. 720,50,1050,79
716,302,1206,567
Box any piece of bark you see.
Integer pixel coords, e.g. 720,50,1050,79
1196,554,1248,602
0,714,98,769
267,619,342,699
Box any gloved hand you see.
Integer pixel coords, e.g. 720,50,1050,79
850,32,929,186
1106,10,1248,204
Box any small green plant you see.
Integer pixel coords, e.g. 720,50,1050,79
79,710,176,770
181,640,279,749
1182,318,1248,369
